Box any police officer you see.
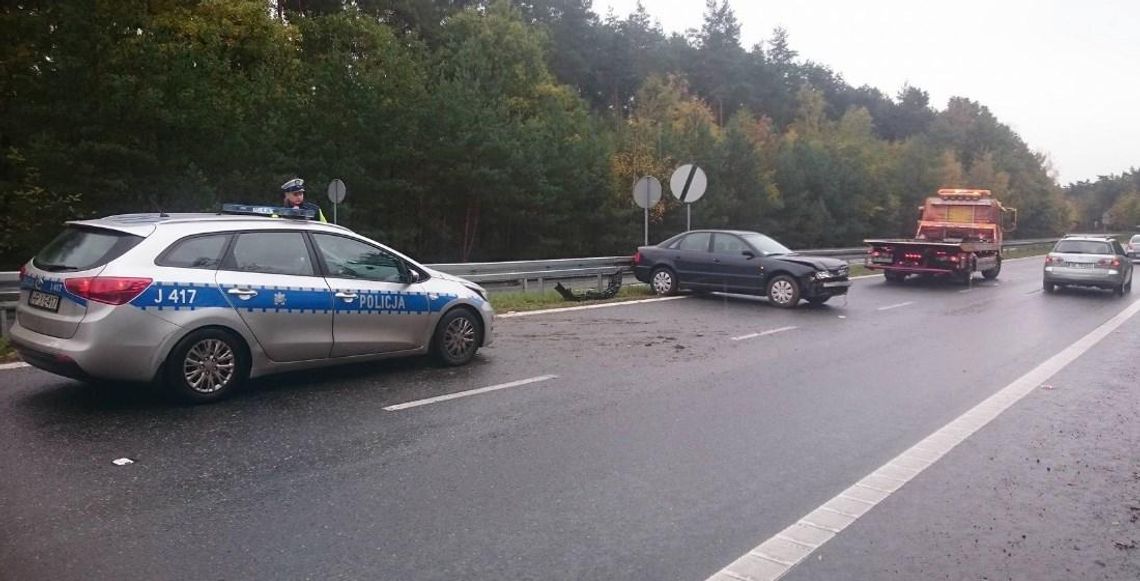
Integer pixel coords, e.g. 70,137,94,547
280,178,327,222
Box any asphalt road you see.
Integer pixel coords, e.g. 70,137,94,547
1,257,1138,580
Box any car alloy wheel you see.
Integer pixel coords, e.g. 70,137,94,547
182,338,236,394
444,315,477,361
433,309,482,366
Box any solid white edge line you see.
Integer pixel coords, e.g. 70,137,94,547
876,301,914,311
707,296,1140,581
0,361,30,370
498,295,687,318
731,333,760,341
383,374,558,411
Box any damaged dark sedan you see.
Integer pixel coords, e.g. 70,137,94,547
633,230,851,308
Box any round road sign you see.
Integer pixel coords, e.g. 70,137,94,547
632,176,662,209
669,164,707,203
327,179,347,204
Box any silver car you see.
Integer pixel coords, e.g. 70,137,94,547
1126,234,1140,259
1042,235,1134,296
11,207,494,402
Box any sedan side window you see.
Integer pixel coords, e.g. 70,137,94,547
312,234,405,283
226,232,315,276
678,233,711,252
712,233,749,254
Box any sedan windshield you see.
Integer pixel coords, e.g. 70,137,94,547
740,233,793,255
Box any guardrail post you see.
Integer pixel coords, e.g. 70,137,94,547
538,277,544,294
596,273,603,291
1,308,8,340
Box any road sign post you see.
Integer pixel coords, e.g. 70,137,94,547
327,179,346,224
669,164,707,231
632,176,662,245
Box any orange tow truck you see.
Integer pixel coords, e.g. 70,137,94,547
864,189,1018,283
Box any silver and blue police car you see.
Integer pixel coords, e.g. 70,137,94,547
11,205,494,402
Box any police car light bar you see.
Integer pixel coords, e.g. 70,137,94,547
220,204,315,220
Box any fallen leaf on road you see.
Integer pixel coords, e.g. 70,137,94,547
1040,384,1055,390
1113,539,1136,550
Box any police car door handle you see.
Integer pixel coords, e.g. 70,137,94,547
334,291,358,301
227,288,258,299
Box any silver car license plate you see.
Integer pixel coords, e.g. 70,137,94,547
28,290,61,312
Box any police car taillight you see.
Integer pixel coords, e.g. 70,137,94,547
65,277,153,305
18,262,27,281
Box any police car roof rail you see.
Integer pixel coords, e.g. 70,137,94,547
219,204,315,220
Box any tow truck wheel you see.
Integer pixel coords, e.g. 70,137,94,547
982,257,1002,280
883,271,905,283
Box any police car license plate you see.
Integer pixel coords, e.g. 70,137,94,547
28,290,61,312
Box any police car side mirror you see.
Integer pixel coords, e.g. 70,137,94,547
404,270,422,284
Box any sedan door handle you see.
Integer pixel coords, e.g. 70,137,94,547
334,291,358,301
226,288,258,299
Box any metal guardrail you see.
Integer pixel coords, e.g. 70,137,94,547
1,272,18,341
0,237,1076,340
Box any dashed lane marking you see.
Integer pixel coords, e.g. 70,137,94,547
731,326,798,341
875,301,914,311
383,375,558,411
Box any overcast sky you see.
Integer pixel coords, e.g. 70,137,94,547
594,0,1139,185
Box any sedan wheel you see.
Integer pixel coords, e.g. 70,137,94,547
766,275,801,308
651,267,678,296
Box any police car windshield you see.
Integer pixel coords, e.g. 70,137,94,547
34,226,144,272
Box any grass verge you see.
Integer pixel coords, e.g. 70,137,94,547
490,284,655,313
0,336,19,364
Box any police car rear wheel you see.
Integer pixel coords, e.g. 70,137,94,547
433,309,482,366
165,329,249,403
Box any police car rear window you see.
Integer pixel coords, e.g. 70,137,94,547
34,226,144,273
157,234,230,270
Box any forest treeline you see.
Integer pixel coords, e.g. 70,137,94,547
2,0,1132,269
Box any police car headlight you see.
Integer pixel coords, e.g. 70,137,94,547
464,283,487,300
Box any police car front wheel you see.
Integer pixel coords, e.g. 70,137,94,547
164,328,250,403
433,309,482,366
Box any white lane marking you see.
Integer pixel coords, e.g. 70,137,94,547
383,375,558,411
875,301,914,311
498,295,687,318
731,326,798,342
0,362,30,371
705,296,1140,581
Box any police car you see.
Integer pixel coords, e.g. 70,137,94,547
10,205,494,402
